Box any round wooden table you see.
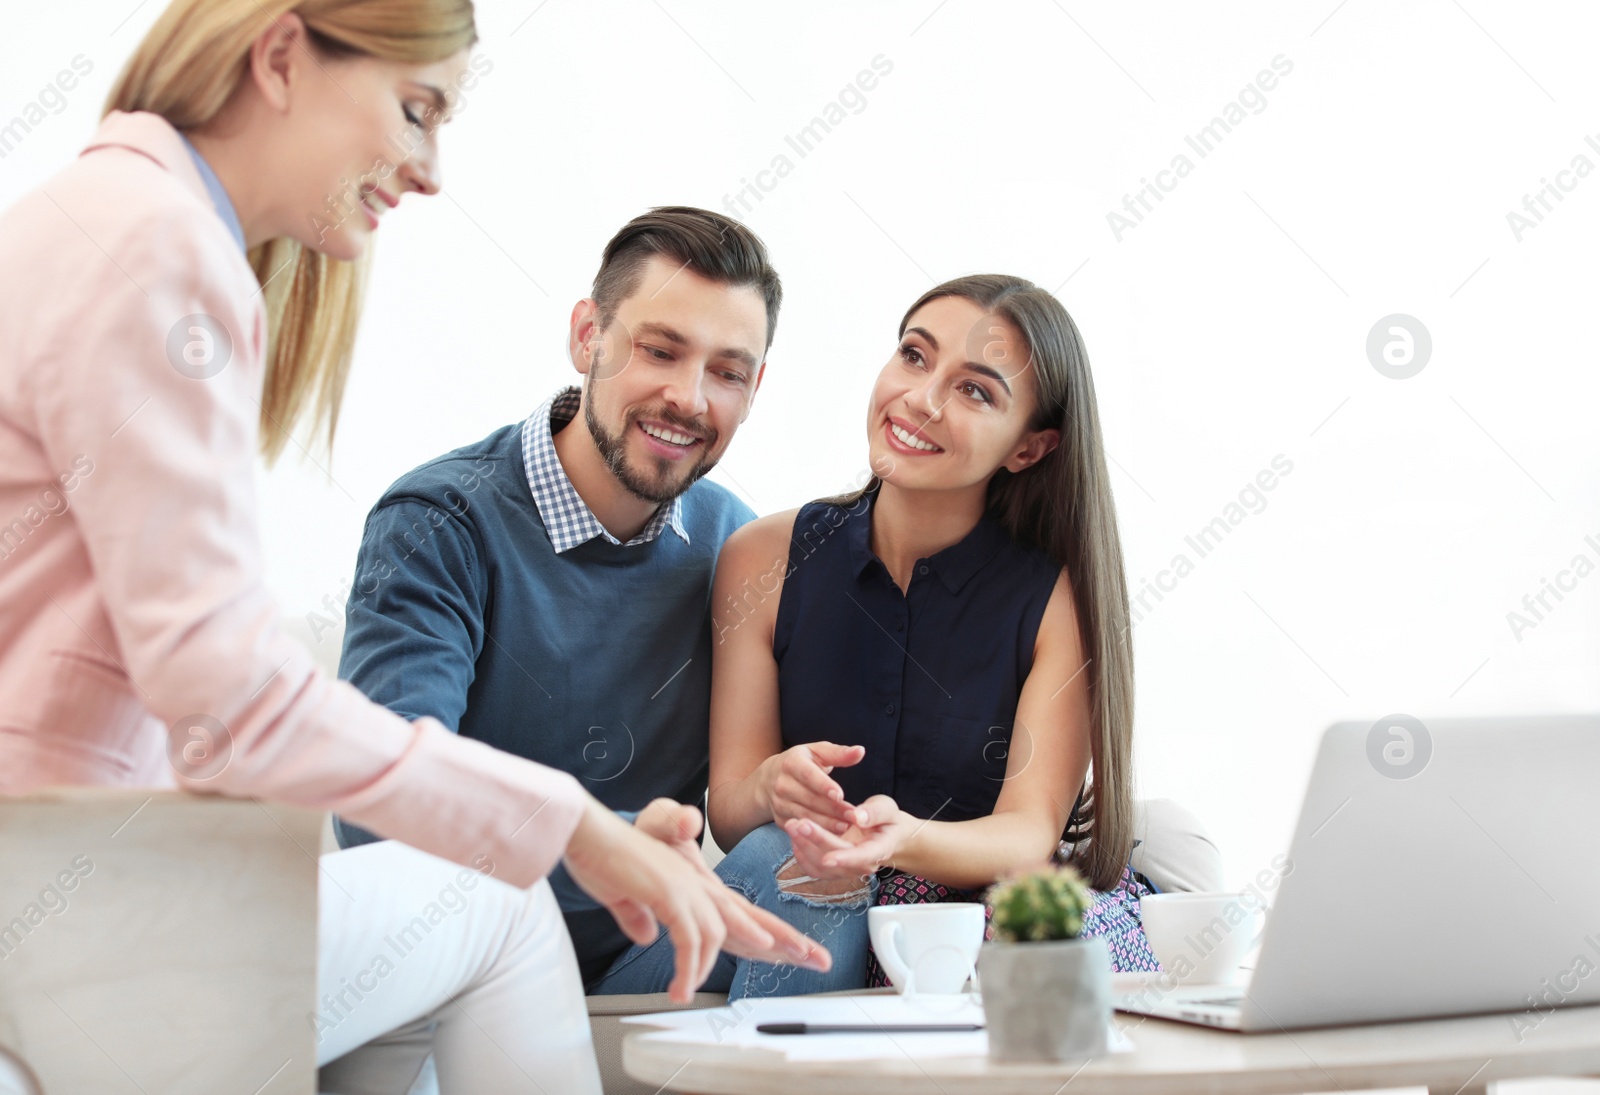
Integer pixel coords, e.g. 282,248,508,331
625,999,1600,1095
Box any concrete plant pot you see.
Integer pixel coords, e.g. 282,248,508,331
977,936,1112,1061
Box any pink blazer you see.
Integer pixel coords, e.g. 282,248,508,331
0,111,584,888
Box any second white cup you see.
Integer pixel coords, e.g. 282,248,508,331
1139,891,1268,986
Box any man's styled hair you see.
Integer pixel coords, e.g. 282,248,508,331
591,206,783,350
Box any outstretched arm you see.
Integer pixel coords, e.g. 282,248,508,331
21,199,585,888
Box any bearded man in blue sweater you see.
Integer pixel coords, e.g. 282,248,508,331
335,207,777,986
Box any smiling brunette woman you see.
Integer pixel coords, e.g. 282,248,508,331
0,0,824,1088
592,274,1159,999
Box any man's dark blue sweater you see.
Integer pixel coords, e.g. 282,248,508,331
334,409,754,985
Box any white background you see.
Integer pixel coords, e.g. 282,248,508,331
5,2,1597,919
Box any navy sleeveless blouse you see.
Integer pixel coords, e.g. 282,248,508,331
772,486,1064,823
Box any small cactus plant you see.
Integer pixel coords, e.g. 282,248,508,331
987,865,1093,943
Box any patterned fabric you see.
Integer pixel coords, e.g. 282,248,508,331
865,859,1161,988
519,386,688,554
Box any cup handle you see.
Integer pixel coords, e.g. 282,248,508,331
909,943,978,995
877,920,915,993
1251,904,1272,949
1243,904,1272,961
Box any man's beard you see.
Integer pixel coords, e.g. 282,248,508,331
584,382,719,505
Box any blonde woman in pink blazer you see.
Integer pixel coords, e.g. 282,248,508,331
0,1,826,1090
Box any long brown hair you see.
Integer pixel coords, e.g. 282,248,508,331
105,0,477,463
834,274,1135,890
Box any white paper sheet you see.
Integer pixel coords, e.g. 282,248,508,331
623,993,1132,1062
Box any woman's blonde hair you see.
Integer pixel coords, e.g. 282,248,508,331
106,0,476,463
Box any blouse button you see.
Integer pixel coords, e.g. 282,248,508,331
918,564,930,576
885,703,896,716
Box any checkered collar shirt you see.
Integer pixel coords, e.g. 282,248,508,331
521,386,689,554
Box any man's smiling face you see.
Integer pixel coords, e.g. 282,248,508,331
576,254,769,503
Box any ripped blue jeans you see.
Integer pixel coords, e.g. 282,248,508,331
589,822,877,1000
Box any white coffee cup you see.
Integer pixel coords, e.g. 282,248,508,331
867,904,985,995
1139,892,1268,986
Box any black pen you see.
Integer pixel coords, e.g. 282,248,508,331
756,1022,983,1035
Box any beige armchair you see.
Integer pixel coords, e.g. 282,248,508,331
0,789,324,1094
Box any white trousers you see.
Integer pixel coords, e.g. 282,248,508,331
312,840,603,1095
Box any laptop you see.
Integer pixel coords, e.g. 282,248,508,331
1116,714,1600,1031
